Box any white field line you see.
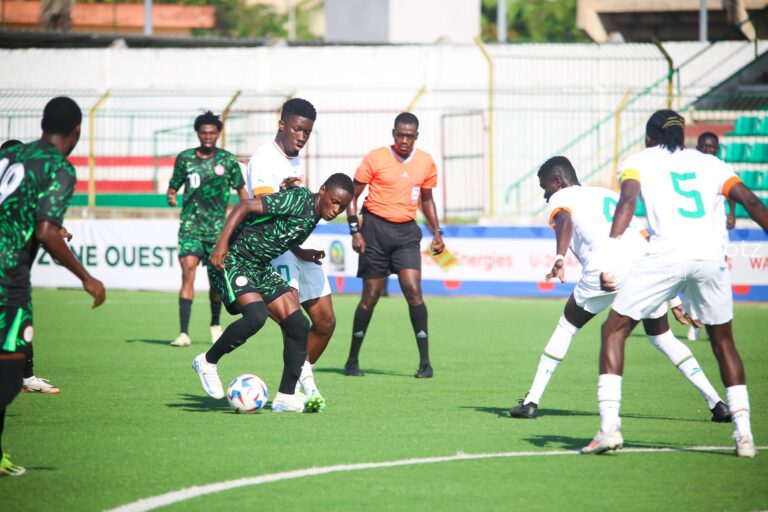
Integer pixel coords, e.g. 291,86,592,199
106,445,765,512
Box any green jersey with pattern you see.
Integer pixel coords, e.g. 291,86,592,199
169,148,245,240
0,140,76,306
228,186,319,267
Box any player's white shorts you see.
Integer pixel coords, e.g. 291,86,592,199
573,270,616,315
271,251,331,304
612,256,732,325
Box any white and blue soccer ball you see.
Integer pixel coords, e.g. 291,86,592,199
227,374,268,413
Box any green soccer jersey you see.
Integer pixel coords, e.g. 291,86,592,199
0,140,76,306
228,186,320,267
169,148,245,240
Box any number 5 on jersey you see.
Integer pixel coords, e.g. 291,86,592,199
670,172,705,219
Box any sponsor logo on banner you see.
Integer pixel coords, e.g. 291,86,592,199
329,240,345,272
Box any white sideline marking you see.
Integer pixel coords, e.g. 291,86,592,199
107,445,764,512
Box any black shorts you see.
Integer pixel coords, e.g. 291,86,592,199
0,348,29,408
357,211,422,278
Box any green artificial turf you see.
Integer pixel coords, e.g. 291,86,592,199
3,290,767,511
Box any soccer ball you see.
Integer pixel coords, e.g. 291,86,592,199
226,374,268,413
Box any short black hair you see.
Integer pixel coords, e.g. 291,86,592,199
281,98,316,122
0,139,22,151
394,112,419,129
322,172,354,197
646,109,685,152
698,131,719,144
194,111,222,132
537,155,579,184
41,97,82,136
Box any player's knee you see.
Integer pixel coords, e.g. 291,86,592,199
281,310,310,339
313,310,336,336
241,301,268,333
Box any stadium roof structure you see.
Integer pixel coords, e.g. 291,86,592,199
577,0,767,42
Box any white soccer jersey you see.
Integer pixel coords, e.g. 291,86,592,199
244,141,302,198
546,185,646,272
617,146,741,262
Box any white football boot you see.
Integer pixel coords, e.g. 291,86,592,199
271,392,305,412
171,333,191,347
192,353,224,399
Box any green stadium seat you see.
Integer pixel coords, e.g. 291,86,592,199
738,170,759,189
729,116,760,136
748,143,768,163
759,118,768,136
724,143,748,163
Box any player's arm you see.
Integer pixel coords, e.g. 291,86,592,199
420,188,444,255
210,197,266,270
36,220,105,308
236,186,248,202
726,197,736,230
167,154,185,207
546,209,572,283
609,178,639,238
728,182,768,232
347,180,368,254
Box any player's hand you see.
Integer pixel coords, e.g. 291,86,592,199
351,232,365,254
670,305,702,328
83,276,106,308
280,176,303,191
600,272,618,292
210,242,228,270
59,227,73,242
726,214,736,230
167,189,178,207
431,234,445,255
545,260,566,283
294,248,325,265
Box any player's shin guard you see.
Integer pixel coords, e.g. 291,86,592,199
527,315,578,404
278,310,310,395
347,304,373,362
210,300,222,326
206,301,268,364
727,385,753,439
647,330,722,408
179,298,193,334
598,374,622,433
409,303,429,365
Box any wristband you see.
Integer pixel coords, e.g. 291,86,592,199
348,215,359,235
553,254,565,264
668,296,682,309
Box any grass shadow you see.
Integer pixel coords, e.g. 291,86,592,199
314,367,411,378
166,393,230,413
460,405,598,419
523,434,592,450
125,339,211,347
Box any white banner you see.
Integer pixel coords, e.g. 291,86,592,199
31,220,768,296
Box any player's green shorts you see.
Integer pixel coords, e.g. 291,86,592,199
178,233,216,260
208,257,292,315
0,302,33,353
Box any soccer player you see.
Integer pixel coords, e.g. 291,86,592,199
583,110,768,457
0,97,106,476
167,111,248,347
508,156,729,422
343,112,444,378
244,98,331,403
192,173,353,413
688,131,732,341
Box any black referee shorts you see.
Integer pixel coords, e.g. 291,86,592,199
357,211,422,278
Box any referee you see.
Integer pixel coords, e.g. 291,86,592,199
343,112,444,378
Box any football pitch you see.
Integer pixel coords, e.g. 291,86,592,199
4,289,767,511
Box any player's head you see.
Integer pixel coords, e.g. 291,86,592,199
392,112,419,158
194,111,222,152
697,132,719,156
0,139,22,151
645,109,685,152
316,172,354,221
537,156,579,201
277,98,316,157
41,96,82,156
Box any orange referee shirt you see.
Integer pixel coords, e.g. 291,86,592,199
354,146,438,223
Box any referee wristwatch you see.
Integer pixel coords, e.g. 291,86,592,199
435,228,444,236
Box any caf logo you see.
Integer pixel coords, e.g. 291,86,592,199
329,240,344,272
214,165,225,176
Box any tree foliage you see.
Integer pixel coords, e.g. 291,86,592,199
481,0,589,42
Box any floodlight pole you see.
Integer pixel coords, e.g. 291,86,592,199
699,0,708,42
144,0,153,36
497,0,506,43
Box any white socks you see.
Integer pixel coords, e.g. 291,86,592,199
598,374,622,433
298,360,318,396
727,385,753,440
646,330,722,409
525,316,579,405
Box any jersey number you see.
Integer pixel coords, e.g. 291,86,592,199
602,196,618,222
0,158,25,207
188,173,201,189
275,264,291,283
670,172,705,219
